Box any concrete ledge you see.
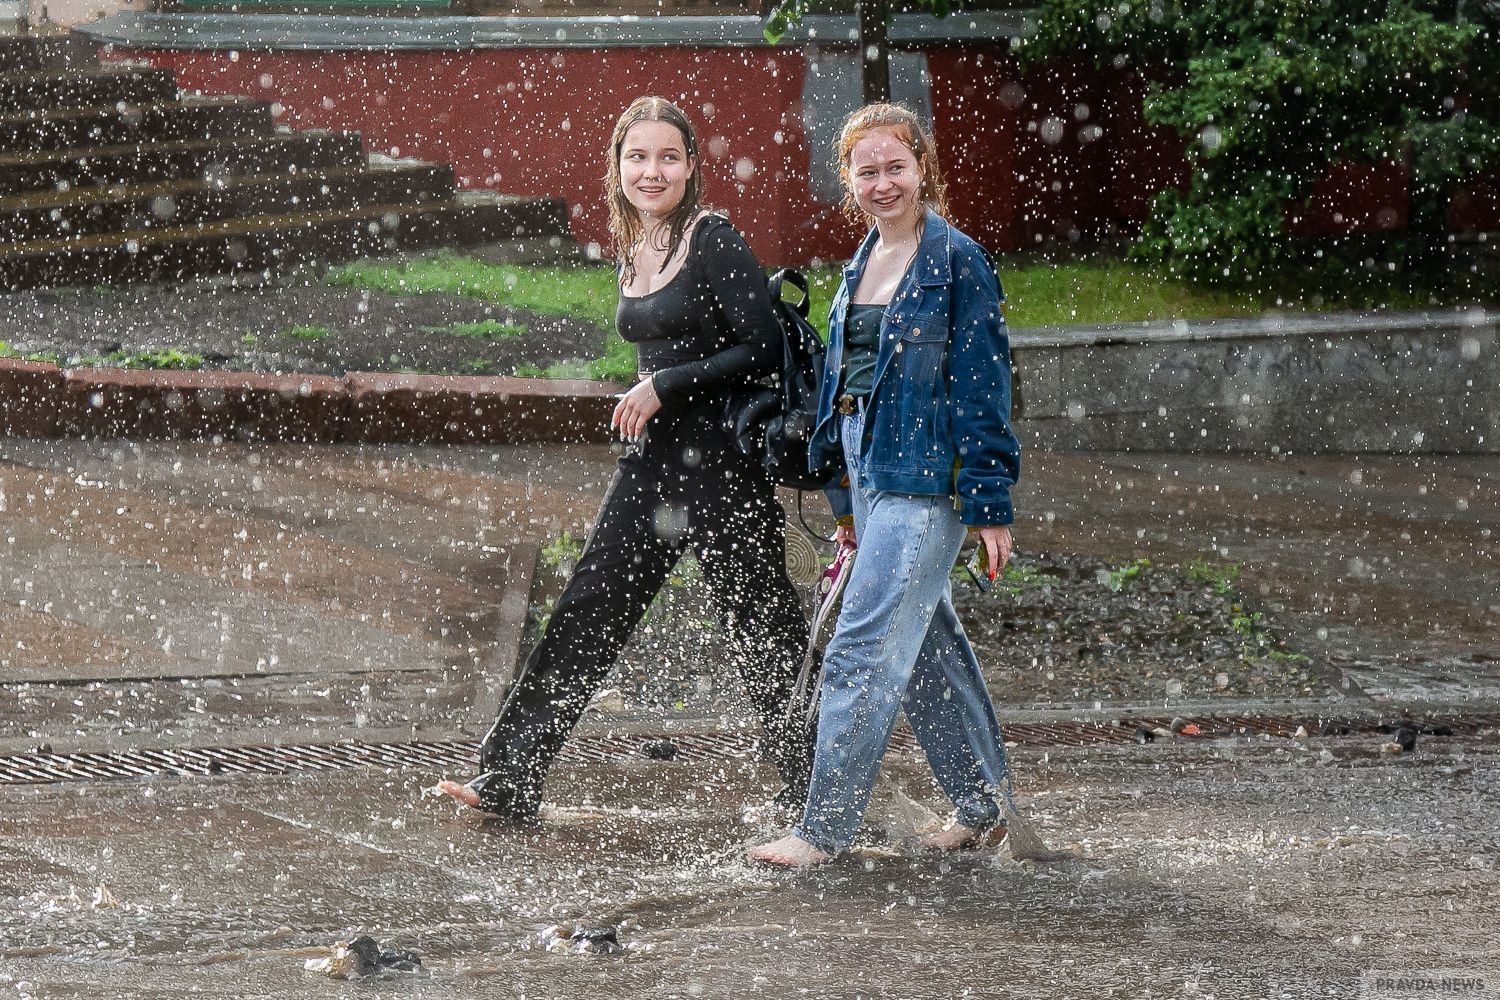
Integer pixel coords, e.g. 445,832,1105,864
0,358,63,437
58,367,349,441
4,307,1494,453
80,11,1028,52
0,361,620,445
1011,307,1499,454
345,372,619,444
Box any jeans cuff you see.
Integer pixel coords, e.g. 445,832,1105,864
954,799,1001,832
792,823,840,857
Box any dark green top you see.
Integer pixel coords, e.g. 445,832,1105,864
841,303,886,398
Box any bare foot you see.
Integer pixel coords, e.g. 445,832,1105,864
747,834,834,869
912,822,1007,853
436,779,483,810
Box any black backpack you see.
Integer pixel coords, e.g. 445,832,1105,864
722,269,839,490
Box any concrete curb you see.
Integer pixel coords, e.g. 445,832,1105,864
0,359,622,445
4,307,1494,451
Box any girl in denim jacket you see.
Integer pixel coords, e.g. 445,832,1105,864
750,104,1021,867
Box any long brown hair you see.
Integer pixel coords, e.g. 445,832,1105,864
835,103,949,229
605,97,704,285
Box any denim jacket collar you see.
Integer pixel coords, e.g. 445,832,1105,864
839,208,953,297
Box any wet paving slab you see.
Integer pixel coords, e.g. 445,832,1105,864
1,442,1496,754
0,442,1497,994
1,731,1496,998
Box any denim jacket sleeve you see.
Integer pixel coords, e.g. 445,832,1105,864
948,242,1021,526
824,477,853,520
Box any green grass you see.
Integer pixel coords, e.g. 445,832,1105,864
326,254,618,327
421,319,529,341
1187,559,1241,597
324,252,1448,381
325,253,629,379
281,324,332,342
0,341,62,365
3,342,206,370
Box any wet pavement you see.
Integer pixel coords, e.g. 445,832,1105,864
1,439,1497,997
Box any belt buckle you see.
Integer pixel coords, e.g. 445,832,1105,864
837,394,857,415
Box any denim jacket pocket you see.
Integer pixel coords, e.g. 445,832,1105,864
902,314,949,344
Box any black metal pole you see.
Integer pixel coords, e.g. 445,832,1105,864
858,0,892,105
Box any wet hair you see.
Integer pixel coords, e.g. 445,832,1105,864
835,102,949,227
605,96,704,286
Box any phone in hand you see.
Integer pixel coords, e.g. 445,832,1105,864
964,545,995,593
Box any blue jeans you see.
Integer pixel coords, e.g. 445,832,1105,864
795,409,1012,855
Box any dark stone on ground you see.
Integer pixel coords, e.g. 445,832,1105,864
640,739,678,760
569,926,623,955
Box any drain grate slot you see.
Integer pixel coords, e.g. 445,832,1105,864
2,713,1494,787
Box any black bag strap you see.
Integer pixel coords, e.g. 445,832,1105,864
768,268,811,321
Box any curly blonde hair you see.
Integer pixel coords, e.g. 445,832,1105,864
835,103,949,227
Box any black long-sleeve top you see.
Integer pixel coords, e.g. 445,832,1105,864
616,215,781,407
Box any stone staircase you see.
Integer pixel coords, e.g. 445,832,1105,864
0,33,571,291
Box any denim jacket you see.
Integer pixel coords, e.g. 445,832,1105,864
809,210,1021,527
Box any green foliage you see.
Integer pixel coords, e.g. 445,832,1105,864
1020,0,1500,292
1187,559,1240,597
1102,557,1151,592
240,332,258,346
421,319,528,341
72,348,206,370
764,0,956,42
1230,608,1263,638
282,324,332,341
541,531,583,575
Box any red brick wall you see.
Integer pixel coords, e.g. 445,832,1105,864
109,44,1498,264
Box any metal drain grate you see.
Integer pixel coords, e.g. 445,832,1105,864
3,714,1496,787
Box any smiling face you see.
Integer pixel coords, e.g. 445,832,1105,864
847,127,923,228
619,119,697,220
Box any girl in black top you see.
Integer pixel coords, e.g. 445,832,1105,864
438,97,813,819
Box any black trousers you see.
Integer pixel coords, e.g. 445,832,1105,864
475,402,812,816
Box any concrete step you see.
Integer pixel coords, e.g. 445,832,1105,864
0,162,456,242
0,195,572,289
0,65,177,114
0,130,366,196
0,34,99,75
0,96,275,155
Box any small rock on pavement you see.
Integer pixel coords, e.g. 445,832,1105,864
587,687,627,713
304,936,421,978
540,924,624,956
1392,727,1418,753
641,739,678,761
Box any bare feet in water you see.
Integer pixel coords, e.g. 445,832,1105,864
435,779,483,810
747,835,834,868
912,822,1008,852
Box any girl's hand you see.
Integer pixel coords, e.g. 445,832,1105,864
834,522,857,550
968,525,1013,580
611,378,662,439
